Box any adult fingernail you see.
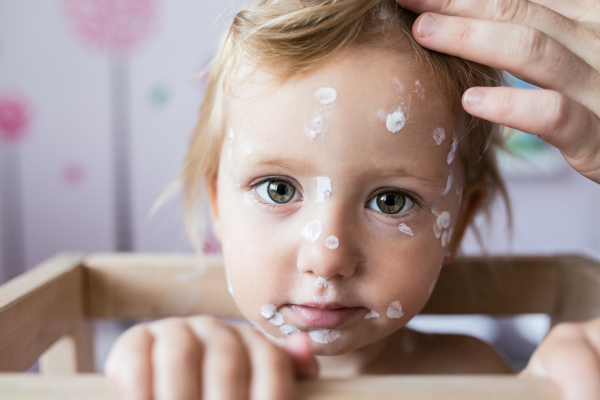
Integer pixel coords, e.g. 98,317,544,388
464,88,482,107
417,14,438,37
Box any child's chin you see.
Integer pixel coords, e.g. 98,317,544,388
311,340,350,356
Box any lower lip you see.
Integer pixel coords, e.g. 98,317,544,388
287,305,362,328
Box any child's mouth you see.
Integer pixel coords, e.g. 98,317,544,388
287,304,363,328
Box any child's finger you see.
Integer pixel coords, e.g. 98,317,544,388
283,332,319,378
236,325,298,400
187,316,251,400
147,318,201,400
461,86,600,184
104,324,154,400
522,323,600,400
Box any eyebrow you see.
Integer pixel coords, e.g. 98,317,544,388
242,155,442,188
376,166,440,187
241,156,314,175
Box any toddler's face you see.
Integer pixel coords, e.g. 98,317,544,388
211,48,468,355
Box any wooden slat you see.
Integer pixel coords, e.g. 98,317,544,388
85,253,243,319
0,374,559,400
0,254,86,372
84,253,571,319
554,255,600,322
422,256,562,315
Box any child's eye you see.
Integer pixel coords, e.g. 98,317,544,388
256,180,297,204
368,192,415,215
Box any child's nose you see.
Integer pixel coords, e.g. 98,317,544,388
296,221,356,280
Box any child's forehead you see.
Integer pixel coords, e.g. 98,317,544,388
229,48,454,128
226,48,458,184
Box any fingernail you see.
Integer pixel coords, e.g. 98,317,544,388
464,88,482,107
417,14,438,37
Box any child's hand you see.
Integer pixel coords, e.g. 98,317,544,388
396,0,600,184
104,316,318,400
520,318,600,400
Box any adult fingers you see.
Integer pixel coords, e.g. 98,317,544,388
521,323,600,400
396,0,580,44
283,332,319,378
396,0,588,20
412,13,600,112
397,0,600,71
462,86,600,183
147,319,201,400
236,325,298,400
528,0,600,21
104,324,154,400
187,316,250,400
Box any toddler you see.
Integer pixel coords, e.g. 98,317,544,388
105,1,600,399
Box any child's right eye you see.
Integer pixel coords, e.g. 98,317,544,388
256,180,297,204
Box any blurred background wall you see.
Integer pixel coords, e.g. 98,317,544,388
1,0,599,373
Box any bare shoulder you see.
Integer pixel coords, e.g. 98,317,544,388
365,328,513,375
413,330,513,374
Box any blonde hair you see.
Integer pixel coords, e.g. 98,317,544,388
181,0,509,248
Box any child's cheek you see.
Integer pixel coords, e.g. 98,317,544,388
220,204,293,325
359,218,445,321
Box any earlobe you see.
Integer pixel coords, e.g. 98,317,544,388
444,181,488,264
206,174,222,240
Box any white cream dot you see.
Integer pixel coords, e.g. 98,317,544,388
280,325,300,336
269,312,284,326
315,87,337,105
433,127,445,145
315,277,330,289
385,107,406,133
442,171,453,196
387,301,404,319
301,220,322,242
364,310,380,320
437,211,451,229
315,176,332,203
433,222,442,239
261,304,276,319
309,329,341,344
398,223,413,236
441,230,449,247
325,235,339,249
447,134,458,164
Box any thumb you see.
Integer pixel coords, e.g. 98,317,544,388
283,332,319,378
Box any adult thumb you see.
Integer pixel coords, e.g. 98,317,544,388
283,332,319,378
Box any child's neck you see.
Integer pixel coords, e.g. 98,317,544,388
316,330,395,378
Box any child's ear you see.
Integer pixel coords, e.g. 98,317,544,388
206,174,222,241
444,181,488,264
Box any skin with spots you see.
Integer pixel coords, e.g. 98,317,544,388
211,48,479,364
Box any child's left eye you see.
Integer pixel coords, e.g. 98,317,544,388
256,180,297,204
368,192,415,215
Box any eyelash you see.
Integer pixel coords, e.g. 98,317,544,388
247,177,422,216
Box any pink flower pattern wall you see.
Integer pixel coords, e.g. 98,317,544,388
0,0,227,282
62,0,158,55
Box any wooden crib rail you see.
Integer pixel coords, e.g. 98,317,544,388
1,252,599,399
0,374,560,400
81,252,600,320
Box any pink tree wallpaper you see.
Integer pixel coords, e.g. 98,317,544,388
0,0,230,282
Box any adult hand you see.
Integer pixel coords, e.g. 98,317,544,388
105,316,318,400
520,318,600,400
396,0,600,184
